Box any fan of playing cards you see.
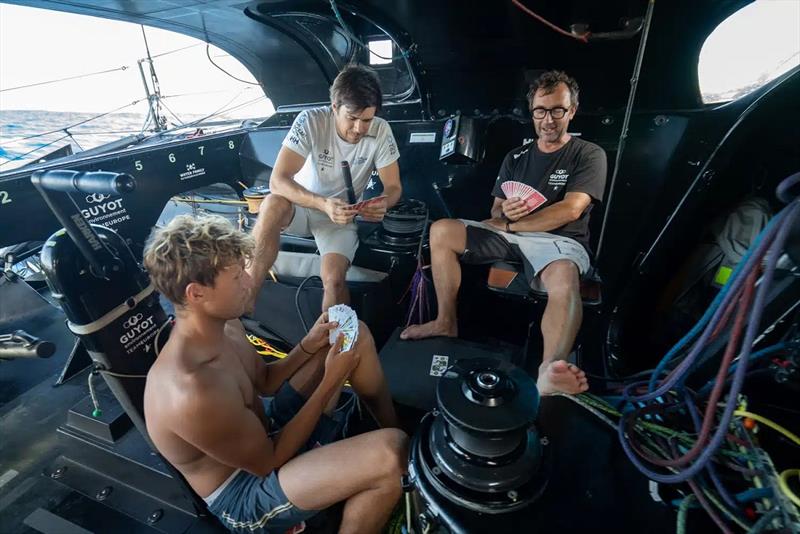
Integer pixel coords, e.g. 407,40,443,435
500,181,547,215
347,194,387,212
328,304,359,351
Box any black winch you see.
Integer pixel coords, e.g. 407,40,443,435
409,358,551,532
378,198,427,247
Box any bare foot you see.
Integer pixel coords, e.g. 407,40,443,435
400,320,457,340
537,360,589,396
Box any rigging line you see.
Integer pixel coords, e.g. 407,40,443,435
161,87,253,99
0,133,71,168
0,99,146,144
0,65,129,93
174,91,263,131
205,43,260,85
149,42,201,59
159,99,185,126
63,129,83,150
511,0,590,43
594,0,655,260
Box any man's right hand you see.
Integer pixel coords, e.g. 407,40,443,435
323,334,360,386
322,197,358,225
502,197,529,221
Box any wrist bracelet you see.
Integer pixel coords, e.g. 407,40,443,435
298,339,313,355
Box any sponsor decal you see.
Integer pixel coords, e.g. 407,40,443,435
85,193,111,204
317,148,334,168
548,169,569,186
179,162,206,181
512,148,530,160
119,312,157,353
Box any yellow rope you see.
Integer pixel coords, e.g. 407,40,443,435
247,334,287,359
734,409,800,447
778,469,800,507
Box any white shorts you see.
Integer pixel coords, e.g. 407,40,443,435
282,205,359,263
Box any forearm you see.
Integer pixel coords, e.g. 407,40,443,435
270,380,337,467
260,344,315,395
270,174,325,211
384,183,402,209
508,203,580,233
491,203,504,220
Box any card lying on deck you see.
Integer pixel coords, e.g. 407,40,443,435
347,195,387,212
500,181,547,214
328,304,359,351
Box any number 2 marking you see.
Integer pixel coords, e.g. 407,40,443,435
0,191,11,205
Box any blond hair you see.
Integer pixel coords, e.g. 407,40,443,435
143,215,254,305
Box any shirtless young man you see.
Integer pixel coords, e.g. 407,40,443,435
142,214,407,534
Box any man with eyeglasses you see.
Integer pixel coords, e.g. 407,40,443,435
401,70,607,397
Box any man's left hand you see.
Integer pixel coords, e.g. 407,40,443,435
359,197,388,222
301,312,338,354
481,217,507,232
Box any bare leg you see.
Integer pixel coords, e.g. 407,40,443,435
246,194,294,312
347,321,398,428
288,322,397,428
321,252,350,311
400,219,466,340
278,429,408,534
536,260,588,395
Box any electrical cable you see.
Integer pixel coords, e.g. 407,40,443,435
295,275,323,334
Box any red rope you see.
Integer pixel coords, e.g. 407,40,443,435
511,0,590,43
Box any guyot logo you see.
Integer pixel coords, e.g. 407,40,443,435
85,193,111,204
120,313,155,344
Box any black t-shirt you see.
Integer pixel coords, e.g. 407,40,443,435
492,137,607,252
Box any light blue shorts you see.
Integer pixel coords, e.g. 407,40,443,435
206,381,351,533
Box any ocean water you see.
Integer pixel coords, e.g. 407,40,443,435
0,110,204,172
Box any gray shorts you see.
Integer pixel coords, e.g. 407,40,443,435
206,381,351,533
459,221,590,281
283,205,359,263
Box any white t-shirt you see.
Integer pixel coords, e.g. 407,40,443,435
281,106,399,201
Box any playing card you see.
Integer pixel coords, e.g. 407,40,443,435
501,181,547,215
523,189,547,212
328,304,359,351
347,195,387,212
429,354,449,377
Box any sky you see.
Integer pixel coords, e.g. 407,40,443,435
697,0,799,102
0,1,798,113
0,3,275,118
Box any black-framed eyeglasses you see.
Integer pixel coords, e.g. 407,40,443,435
531,107,569,119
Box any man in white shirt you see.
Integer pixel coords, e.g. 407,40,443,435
248,64,402,311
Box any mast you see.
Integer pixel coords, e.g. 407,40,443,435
137,26,168,132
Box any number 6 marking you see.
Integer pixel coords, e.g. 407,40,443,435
168,153,176,163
